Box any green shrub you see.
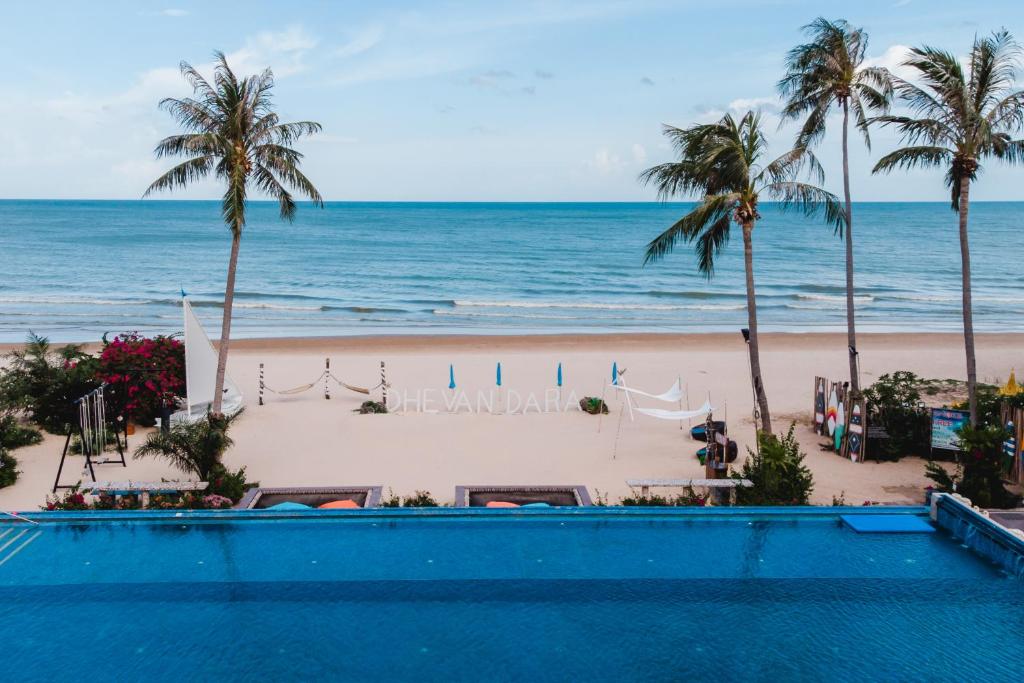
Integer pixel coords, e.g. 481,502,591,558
0,448,18,489
381,489,438,507
0,333,100,434
579,397,609,415
734,424,814,505
0,413,43,450
620,487,708,506
863,372,931,460
925,424,1021,509
206,464,256,503
355,400,387,414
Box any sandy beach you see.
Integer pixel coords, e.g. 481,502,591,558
2,331,1021,511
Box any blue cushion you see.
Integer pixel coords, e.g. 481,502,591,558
265,502,312,511
521,502,551,508
841,514,935,533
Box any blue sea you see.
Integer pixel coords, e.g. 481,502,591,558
1,200,1021,342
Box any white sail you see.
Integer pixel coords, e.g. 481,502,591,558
172,298,242,423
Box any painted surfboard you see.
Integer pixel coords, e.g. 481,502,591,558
834,400,846,451
814,378,826,433
848,402,864,462
826,386,838,436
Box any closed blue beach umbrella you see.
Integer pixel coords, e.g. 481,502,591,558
612,361,618,385
496,362,502,387
557,362,563,387
448,364,456,390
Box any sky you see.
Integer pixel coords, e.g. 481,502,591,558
0,0,1022,202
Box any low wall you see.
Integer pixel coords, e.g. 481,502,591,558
931,493,1024,578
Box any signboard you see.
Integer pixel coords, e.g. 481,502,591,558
930,408,969,452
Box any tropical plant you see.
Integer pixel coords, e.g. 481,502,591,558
872,30,1024,425
0,448,18,489
381,489,439,507
145,52,324,413
96,333,185,425
355,400,387,414
778,18,893,392
924,424,1021,508
0,413,42,450
733,424,814,505
0,333,100,433
620,487,708,506
133,411,241,481
862,371,931,460
640,111,845,432
579,397,609,415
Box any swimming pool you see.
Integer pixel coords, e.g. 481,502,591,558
2,507,1021,682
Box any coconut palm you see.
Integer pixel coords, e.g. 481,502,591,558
778,18,893,393
872,30,1024,425
640,111,845,433
145,52,323,413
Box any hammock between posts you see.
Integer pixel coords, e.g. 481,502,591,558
610,379,684,403
264,371,374,396
634,400,714,421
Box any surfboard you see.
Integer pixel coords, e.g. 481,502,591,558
847,401,864,462
826,386,838,436
814,378,826,434
834,400,846,451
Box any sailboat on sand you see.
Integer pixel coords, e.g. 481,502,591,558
171,296,243,424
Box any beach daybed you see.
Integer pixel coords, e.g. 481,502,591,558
455,485,592,507
237,486,383,509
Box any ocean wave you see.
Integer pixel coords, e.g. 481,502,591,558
453,299,744,311
0,295,158,306
795,294,874,303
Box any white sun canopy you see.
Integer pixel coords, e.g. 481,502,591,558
609,378,684,403
634,400,714,421
171,298,242,424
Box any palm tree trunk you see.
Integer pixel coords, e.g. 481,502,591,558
841,99,858,393
957,176,977,425
212,229,241,415
742,221,772,433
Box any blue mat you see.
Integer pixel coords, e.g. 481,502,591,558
841,514,936,533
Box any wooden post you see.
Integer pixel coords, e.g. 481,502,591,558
380,361,387,406
258,363,264,406
325,358,331,400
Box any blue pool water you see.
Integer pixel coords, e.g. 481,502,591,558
1,508,1021,682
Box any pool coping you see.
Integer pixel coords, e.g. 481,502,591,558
3,505,930,525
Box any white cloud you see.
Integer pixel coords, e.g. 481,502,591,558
727,96,780,114
159,8,189,17
631,143,647,164
227,25,318,78
589,148,622,175
334,25,384,60
863,44,915,82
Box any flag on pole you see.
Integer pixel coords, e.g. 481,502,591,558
496,362,502,387
448,364,456,390
557,362,563,387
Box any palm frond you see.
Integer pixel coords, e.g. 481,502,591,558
642,193,738,273
143,156,216,196
766,181,846,234
872,145,952,174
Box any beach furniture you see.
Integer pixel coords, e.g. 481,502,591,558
455,485,592,507
237,486,383,509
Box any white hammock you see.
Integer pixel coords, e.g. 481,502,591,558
610,378,684,403
635,400,714,421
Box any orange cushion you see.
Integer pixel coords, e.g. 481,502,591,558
485,501,520,508
319,499,360,509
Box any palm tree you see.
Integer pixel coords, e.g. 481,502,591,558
872,30,1024,425
145,52,324,413
640,111,845,433
134,411,240,480
778,18,893,393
